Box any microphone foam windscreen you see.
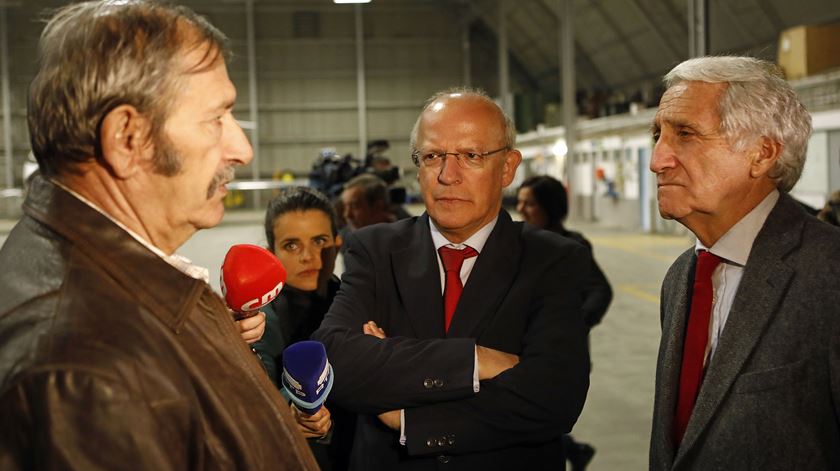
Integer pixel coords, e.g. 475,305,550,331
221,244,287,313
282,340,334,415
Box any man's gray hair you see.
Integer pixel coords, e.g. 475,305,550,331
664,56,812,192
409,87,517,153
28,0,230,177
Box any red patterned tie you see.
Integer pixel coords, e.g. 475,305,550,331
673,250,722,447
438,246,478,333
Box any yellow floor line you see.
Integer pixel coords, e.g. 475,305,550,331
588,236,690,263
618,283,661,305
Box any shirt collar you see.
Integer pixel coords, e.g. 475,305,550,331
51,179,210,283
429,215,498,253
694,189,779,266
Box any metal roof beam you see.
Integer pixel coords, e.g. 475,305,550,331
628,0,683,62
590,0,649,76
536,0,608,87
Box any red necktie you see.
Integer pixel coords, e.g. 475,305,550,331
438,245,478,333
673,250,722,447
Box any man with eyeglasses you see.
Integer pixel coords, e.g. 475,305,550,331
313,88,590,470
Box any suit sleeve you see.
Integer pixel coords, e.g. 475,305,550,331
403,245,591,456
312,232,477,414
562,234,612,327
0,370,192,470
581,255,613,328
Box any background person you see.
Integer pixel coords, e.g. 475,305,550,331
254,186,354,471
0,2,317,469
517,175,613,328
516,174,612,471
648,56,840,470
340,173,396,231
817,189,840,226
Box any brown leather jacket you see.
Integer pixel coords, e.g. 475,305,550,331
0,177,318,470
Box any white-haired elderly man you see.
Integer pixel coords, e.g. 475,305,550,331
649,56,840,470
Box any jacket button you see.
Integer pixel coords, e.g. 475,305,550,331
426,438,435,447
434,378,444,388
437,455,450,464
423,378,434,389
448,437,456,445
437,438,447,447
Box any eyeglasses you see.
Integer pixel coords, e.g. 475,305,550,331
411,146,509,169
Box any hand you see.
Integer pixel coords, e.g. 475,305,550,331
235,311,266,344
378,409,401,431
363,320,386,339
290,403,333,438
476,345,519,380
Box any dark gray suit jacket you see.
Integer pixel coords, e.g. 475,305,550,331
650,193,840,470
313,211,590,470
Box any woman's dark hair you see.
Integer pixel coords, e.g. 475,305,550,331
264,187,337,250
518,175,568,229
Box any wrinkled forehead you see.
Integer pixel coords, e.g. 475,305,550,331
655,81,727,128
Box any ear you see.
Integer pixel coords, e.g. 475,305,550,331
500,149,523,187
334,234,343,249
750,136,783,179
100,105,154,179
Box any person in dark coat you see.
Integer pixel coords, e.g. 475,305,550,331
254,186,355,470
516,175,613,328
312,88,590,470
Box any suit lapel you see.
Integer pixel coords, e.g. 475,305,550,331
675,194,803,465
447,211,521,338
653,249,695,465
392,214,446,339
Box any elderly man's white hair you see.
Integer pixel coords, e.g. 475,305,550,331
664,56,812,192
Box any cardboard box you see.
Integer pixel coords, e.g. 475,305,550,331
778,23,840,80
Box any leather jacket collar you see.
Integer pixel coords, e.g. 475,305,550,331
23,176,212,332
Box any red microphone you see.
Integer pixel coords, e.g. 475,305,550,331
221,244,287,319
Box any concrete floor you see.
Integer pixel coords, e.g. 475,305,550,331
574,226,692,470
0,212,695,470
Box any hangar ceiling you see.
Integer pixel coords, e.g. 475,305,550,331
459,0,840,101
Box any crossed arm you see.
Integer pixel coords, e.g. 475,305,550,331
311,235,590,455
363,321,519,430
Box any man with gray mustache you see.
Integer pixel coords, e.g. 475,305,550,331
0,1,317,469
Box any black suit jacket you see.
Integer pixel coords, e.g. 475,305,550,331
312,211,590,470
650,193,840,470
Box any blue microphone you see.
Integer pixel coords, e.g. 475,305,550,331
281,340,334,415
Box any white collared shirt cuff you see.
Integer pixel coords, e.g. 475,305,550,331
399,409,406,445
473,347,480,392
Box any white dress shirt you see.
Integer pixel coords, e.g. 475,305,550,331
695,190,779,365
399,216,498,444
430,216,498,294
